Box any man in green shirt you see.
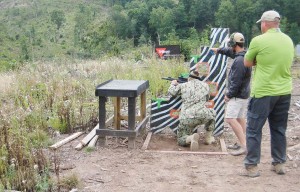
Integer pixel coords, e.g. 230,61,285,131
240,10,294,177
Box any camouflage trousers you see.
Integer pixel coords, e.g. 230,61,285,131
177,115,215,147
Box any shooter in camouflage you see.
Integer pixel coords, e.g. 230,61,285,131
168,71,216,151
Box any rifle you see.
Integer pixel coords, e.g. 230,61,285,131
161,76,188,83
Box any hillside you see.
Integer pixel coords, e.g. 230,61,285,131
1,0,300,72
0,0,109,70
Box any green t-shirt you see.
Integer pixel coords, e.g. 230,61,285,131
245,28,294,98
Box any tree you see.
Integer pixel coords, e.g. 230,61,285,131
215,0,236,30
149,6,175,44
189,0,220,30
110,5,135,39
74,5,92,47
50,10,66,30
173,4,189,38
126,0,150,45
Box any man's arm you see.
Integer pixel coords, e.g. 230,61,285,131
244,37,258,67
244,58,256,67
211,47,235,59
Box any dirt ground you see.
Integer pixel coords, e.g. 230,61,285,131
53,70,300,192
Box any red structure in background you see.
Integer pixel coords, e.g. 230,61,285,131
155,45,180,59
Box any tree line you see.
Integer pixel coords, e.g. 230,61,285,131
0,0,299,71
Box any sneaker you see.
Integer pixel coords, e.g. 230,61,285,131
229,147,247,156
271,163,285,175
239,165,260,177
227,143,241,150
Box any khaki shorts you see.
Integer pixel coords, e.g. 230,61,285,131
225,98,248,118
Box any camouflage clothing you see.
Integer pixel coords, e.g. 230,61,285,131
168,79,216,146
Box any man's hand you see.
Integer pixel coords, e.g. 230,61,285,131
171,80,178,86
224,95,230,102
210,48,219,54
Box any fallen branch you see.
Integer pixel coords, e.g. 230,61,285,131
49,132,84,150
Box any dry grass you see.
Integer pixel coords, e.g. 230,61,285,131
0,72,15,95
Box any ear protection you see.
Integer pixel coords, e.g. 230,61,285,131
227,33,236,47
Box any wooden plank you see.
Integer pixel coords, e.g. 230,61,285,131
77,124,99,148
120,115,143,121
141,132,153,150
75,116,114,150
75,143,83,150
135,116,149,133
50,132,84,150
219,137,227,152
88,135,99,147
145,150,228,155
96,129,136,137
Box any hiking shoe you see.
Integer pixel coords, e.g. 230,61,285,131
186,133,200,144
204,130,215,145
227,143,241,150
239,165,260,178
229,147,247,156
188,133,199,151
271,163,285,175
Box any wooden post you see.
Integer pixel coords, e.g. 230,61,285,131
98,96,106,146
114,97,121,130
127,97,136,148
140,91,146,119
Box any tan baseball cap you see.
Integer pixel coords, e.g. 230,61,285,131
232,32,244,43
256,10,280,23
227,32,245,47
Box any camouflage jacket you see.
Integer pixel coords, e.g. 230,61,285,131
168,79,211,119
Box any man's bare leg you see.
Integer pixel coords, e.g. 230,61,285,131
237,118,246,135
226,118,247,155
226,118,246,147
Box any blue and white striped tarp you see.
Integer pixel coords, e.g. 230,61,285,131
150,28,229,136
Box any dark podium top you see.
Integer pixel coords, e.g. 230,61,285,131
95,79,149,97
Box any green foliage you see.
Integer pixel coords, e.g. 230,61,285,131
35,171,53,192
85,146,95,153
149,6,176,42
50,10,66,30
215,0,236,29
